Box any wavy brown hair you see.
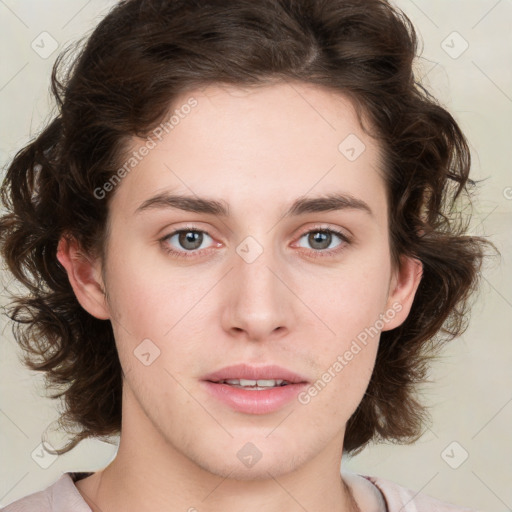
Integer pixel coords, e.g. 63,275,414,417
0,0,492,455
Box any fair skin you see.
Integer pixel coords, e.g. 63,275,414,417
57,81,422,512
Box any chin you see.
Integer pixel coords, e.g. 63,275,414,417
201,456,300,481
186,437,309,481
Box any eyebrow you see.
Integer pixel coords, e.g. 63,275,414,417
134,192,373,217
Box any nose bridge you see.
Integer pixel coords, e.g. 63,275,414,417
222,234,294,340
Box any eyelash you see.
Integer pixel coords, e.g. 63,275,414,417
159,225,351,260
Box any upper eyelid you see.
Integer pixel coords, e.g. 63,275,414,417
163,225,348,238
292,227,350,248
163,228,215,246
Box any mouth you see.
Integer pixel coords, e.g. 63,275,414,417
208,378,292,390
202,363,308,386
201,364,309,414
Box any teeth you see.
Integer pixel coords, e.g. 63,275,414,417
222,378,287,388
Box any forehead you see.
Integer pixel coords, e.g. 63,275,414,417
110,81,387,220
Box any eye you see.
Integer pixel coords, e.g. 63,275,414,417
295,228,350,256
160,227,218,258
160,225,351,260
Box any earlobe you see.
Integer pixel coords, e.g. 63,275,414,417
382,255,423,331
56,235,110,320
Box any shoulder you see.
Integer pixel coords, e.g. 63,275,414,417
1,473,92,512
364,474,479,512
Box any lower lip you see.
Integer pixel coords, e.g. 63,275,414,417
201,381,308,414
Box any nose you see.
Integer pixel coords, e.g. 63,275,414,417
220,239,298,343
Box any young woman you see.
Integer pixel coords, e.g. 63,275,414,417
0,1,490,510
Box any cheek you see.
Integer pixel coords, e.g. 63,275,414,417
103,241,210,336
285,265,389,416
299,322,380,425
298,343,378,437
300,257,391,341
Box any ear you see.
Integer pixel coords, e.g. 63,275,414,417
382,255,423,331
56,235,110,320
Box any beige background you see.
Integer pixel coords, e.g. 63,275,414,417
0,1,511,510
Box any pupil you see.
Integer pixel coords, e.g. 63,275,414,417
309,231,330,250
179,231,202,250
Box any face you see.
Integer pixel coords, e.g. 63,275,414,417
74,81,420,480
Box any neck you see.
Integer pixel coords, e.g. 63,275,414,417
79,444,359,512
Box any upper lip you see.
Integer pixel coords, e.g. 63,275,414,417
202,364,309,384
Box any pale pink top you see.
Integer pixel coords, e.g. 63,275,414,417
1,472,477,511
